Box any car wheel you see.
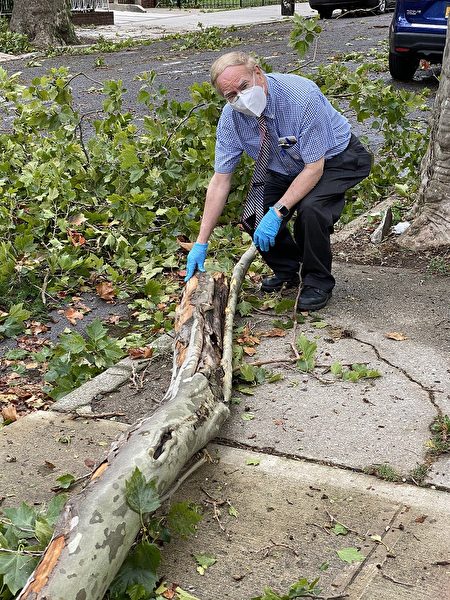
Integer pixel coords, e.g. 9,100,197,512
318,7,334,18
375,0,386,13
388,52,420,81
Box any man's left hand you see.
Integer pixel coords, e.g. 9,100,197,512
253,207,282,252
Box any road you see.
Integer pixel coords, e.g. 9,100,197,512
5,12,438,126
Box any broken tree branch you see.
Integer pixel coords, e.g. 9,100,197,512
18,248,256,600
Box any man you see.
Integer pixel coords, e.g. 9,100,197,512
184,51,372,311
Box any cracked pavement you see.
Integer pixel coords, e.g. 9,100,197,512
1,262,449,599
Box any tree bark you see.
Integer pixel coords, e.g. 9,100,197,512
399,29,450,250
10,0,78,48
18,246,257,600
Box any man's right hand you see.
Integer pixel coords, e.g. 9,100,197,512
184,242,209,282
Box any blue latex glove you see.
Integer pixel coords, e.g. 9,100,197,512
253,207,282,252
184,242,208,282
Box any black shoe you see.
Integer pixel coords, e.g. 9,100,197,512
261,274,300,293
297,286,331,311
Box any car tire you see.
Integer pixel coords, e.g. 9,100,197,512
388,51,420,81
318,7,334,18
375,0,386,13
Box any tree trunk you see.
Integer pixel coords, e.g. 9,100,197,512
17,246,257,600
399,29,450,250
10,0,78,48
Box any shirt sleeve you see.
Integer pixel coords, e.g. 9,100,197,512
298,93,338,165
214,112,243,174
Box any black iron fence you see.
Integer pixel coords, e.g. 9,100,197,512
0,0,13,14
0,0,110,14
155,0,281,8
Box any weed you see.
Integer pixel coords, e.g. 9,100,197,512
409,463,429,485
426,256,450,276
427,415,450,454
364,464,402,482
0,17,30,54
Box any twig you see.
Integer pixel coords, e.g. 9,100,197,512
378,568,414,588
257,538,299,557
289,283,302,360
160,453,208,503
307,521,331,535
63,71,103,89
72,411,126,419
325,510,363,537
222,244,258,403
164,101,206,147
0,547,43,557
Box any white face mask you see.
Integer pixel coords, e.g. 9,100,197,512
229,75,267,117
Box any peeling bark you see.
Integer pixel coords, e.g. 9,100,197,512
399,29,450,251
18,249,256,600
10,0,78,48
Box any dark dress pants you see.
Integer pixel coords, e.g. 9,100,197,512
251,135,372,292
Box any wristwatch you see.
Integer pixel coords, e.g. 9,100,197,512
273,202,290,217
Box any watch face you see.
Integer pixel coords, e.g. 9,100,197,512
275,203,289,216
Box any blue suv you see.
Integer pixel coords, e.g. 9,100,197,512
389,0,448,80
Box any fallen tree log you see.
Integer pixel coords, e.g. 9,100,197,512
18,245,257,600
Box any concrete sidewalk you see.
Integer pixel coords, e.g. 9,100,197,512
1,261,449,599
76,3,316,40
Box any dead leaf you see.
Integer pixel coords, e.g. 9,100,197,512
69,213,87,226
385,331,408,341
96,281,116,301
30,322,48,335
84,458,96,469
105,315,121,325
176,236,194,253
2,404,18,422
44,461,56,470
260,328,286,338
0,393,18,404
273,419,285,426
414,514,427,523
243,346,257,356
128,347,154,360
67,229,86,247
64,308,85,325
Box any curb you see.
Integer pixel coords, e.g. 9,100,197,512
52,333,173,414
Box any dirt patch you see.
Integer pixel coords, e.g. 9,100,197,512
91,353,173,423
333,228,450,272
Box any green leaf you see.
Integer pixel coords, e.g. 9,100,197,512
319,561,329,571
3,502,36,537
45,494,68,527
311,321,327,329
237,300,254,316
241,412,255,421
125,467,161,516
337,547,365,564
175,587,202,600
228,505,238,518
0,551,39,595
35,517,53,547
274,299,295,315
109,541,160,597
239,363,256,383
55,473,76,490
245,458,260,466
332,523,348,536
167,502,202,539
330,362,343,376
193,552,216,576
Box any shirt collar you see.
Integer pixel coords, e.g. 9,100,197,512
262,74,275,120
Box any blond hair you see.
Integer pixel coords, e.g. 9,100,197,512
210,52,258,91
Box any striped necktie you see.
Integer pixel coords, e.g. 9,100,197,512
241,115,270,233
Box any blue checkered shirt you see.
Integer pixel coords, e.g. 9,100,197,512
214,73,351,176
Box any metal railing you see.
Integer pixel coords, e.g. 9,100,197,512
0,0,110,14
156,0,280,7
71,0,110,10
